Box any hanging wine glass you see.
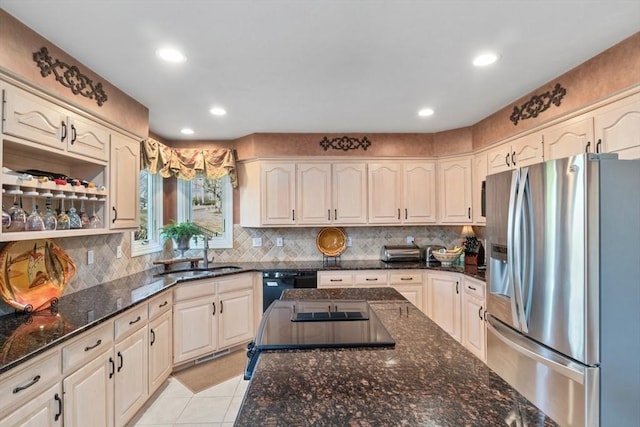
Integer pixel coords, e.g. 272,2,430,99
68,195,82,229
42,198,57,231
79,198,90,229
8,194,26,232
2,205,11,231
56,198,70,230
25,204,45,231
89,200,102,229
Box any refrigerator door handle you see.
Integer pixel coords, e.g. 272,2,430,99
513,167,530,333
487,315,585,384
507,169,521,328
521,167,535,326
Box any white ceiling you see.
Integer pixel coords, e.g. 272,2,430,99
2,0,639,141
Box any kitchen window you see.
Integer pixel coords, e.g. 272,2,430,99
177,174,233,249
132,169,164,256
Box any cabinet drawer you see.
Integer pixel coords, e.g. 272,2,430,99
0,349,60,414
318,272,353,287
216,273,253,294
464,278,485,299
114,304,148,340
174,279,216,302
62,321,113,374
389,271,423,284
354,271,388,286
148,291,173,320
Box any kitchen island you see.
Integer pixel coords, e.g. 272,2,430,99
235,287,558,426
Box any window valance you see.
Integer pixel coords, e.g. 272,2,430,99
141,138,237,188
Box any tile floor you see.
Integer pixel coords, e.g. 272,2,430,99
132,374,247,427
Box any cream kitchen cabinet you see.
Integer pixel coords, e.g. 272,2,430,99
109,132,140,230
147,291,173,395
297,162,367,225
173,272,257,365
593,91,640,160
543,114,594,161
472,153,487,225
0,383,63,427
2,83,109,161
388,270,424,312
426,271,462,342
368,161,436,224
486,131,543,175
437,156,473,224
0,348,62,427
461,277,486,362
239,161,296,226
318,271,354,288
354,270,388,287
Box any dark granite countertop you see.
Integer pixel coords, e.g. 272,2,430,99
0,260,483,376
235,288,558,427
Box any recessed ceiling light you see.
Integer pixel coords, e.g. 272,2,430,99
209,107,227,116
418,108,435,117
473,53,499,67
180,128,194,135
156,48,186,63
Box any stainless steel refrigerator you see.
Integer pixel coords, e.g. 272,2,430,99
485,153,640,427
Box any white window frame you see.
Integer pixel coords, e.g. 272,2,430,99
131,170,164,256
177,174,234,249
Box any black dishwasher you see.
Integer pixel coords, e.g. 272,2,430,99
262,270,317,311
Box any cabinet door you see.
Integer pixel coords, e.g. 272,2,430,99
543,115,594,160
297,163,331,225
62,349,114,427
486,144,511,175
110,133,139,229
462,293,486,362
511,131,543,167
392,284,424,312
594,92,640,160
472,153,487,225
437,157,472,224
173,297,217,364
261,162,296,225
2,86,66,150
114,327,148,427
218,288,255,349
67,113,109,161
403,162,437,223
0,383,62,427
368,162,401,224
333,163,367,224
427,272,462,342
149,310,173,394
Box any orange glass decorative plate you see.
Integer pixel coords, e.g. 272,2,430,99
0,239,76,312
316,227,347,257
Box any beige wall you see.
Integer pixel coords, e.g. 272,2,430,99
0,9,149,137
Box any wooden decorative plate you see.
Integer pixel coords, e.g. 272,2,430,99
316,227,347,257
0,239,76,312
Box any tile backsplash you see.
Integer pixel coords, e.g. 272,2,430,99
0,224,483,315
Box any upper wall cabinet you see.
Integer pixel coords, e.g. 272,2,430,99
3,84,109,162
437,156,473,224
109,132,140,230
486,131,544,175
543,115,595,161
239,161,295,226
593,91,640,160
472,153,487,225
297,162,367,225
368,161,436,225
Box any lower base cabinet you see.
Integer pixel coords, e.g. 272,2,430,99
426,271,462,342
62,349,114,427
149,310,173,393
114,327,148,427
0,383,62,427
461,277,487,362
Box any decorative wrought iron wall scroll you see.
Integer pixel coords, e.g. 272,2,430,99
33,47,108,106
319,136,371,151
510,83,566,126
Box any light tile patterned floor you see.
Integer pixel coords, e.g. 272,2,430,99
132,374,248,427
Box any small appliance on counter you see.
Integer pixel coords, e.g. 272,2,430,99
379,244,421,262
423,245,446,264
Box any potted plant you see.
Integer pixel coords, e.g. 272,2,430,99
160,221,203,257
464,235,480,265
